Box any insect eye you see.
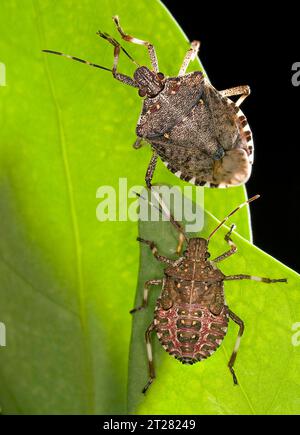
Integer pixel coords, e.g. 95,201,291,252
138,87,147,97
157,72,164,80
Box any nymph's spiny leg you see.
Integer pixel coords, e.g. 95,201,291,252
137,237,175,265
212,224,237,263
178,40,200,76
224,274,287,283
219,85,250,107
143,321,156,394
96,31,138,87
228,309,244,385
130,279,163,314
113,15,159,72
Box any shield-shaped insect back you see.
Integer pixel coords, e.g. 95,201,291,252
130,190,287,393
43,16,254,188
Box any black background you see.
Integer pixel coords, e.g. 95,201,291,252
163,0,300,272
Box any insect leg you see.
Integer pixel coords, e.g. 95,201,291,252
143,321,156,394
133,137,143,149
130,279,163,314
150,188,187,254
224,274,287,283
212,224,237,263
137,237,175,265
145,151,183,238
175,232,186,255
95,31,138,87
113,15,159,72
178,40,200,76
145,151,158,189
112,45,137,87
97,31,138,65
228,309,244,385
219,85,250,107
137,186,188,255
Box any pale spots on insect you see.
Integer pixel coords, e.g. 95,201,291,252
146,342,153,362
250,275,263,281
236,108,244,118
129,36,143,45
178,309,186,315
233,335,241,353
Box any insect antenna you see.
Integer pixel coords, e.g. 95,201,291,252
208,194,260,240
134,191,189,246
42,50,112,72
96,31,140,67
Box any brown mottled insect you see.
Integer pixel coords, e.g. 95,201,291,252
132,195,287,393
43,16,253,188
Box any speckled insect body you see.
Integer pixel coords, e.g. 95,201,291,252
43,16,254,188
131,196,287,393
154,240,229,365
136,70,253,188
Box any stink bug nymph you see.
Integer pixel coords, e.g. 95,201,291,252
43,16,254,188
132,195,287,393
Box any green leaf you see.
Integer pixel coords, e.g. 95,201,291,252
128,203,300,414
0,0,260,414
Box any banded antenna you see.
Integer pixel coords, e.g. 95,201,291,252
208,194,260,240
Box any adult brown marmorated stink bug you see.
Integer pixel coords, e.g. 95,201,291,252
43,16,254,188
132,194,287,393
